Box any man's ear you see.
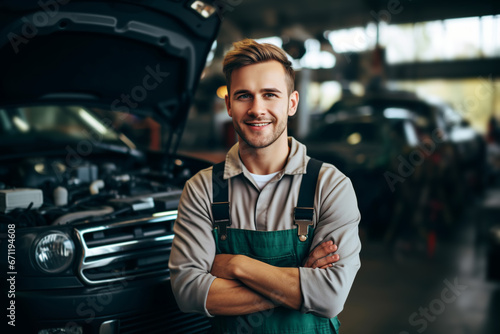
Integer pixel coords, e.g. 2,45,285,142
225,94,232,117
288,90,299,117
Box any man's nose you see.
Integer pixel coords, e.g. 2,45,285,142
248,97,266,117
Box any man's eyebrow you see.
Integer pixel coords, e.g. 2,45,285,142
261,88,282,94
232,88,283,96
233,89,250,97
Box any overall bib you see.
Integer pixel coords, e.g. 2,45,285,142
211,159,341,334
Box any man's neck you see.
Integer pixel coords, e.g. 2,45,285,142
238,135,290,175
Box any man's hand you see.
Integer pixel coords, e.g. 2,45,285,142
303,240,339,269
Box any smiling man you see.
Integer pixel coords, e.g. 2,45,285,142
169,39,361,333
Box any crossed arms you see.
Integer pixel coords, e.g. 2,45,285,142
206,241,339,316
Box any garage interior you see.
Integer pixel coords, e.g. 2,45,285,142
1,0,500,333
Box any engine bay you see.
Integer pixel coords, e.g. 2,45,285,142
0,155,191,228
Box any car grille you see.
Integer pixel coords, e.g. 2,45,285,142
75,211,177,285
119,308,212,334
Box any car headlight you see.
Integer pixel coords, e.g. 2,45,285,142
34,232,75,274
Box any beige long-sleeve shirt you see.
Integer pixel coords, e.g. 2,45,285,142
169,137,361,319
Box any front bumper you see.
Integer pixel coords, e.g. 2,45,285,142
7,277,211,334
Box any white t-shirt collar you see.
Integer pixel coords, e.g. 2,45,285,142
248,171,279,190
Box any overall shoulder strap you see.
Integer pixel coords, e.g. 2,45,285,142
294,158,323,241
212,161,228,203
211,161,231,240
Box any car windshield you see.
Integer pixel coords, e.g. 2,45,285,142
0,106,163,151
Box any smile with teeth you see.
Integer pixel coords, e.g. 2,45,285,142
246,122,271,127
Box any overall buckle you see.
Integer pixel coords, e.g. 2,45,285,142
294,207,314,242
212,202,231,241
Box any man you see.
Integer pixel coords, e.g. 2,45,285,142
169,39,361,333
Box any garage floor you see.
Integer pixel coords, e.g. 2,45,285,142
340,185,500,334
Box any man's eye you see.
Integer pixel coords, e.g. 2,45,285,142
264,93,276,98
237,94,251,100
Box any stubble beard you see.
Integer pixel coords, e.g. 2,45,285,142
234,115,288,149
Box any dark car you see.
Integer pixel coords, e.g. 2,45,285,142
324,93,486,196
0,1,222,333
304,106,423,238
437,103,487,194
305,92,472,247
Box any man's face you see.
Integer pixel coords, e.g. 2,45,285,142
225,60,298,150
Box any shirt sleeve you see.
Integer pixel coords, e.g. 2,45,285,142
299,169,362,319
168,169,217,317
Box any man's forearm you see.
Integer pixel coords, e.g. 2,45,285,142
232,255,302,310
206,277,276,316
211,254,302,311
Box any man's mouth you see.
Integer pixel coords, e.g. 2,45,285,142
245,122,271,127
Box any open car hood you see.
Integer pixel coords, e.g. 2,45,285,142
0,0,222,153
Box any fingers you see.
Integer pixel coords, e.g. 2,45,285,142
303,241,339,268
313,254,339,269
304,241,334,267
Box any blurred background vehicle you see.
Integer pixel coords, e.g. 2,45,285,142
486,117,500,184
304,91,487,253
304,100,422,239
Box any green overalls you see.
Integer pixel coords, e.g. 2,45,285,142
210,159,341,334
